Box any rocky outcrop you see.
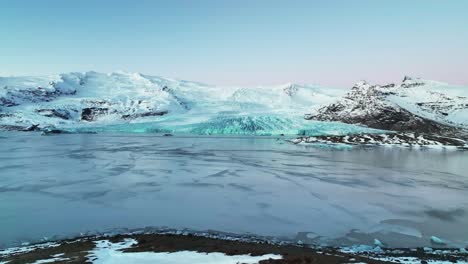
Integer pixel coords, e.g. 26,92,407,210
0,83,76,107
1,72,467,136
293,133,467,149
162,86,190,110
121,110,168,120
283,84,299,96
306,77,467,137
35,109,73,120
80,107,109,121
0,124,40,132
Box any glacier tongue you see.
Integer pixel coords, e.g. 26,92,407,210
71,114,384,136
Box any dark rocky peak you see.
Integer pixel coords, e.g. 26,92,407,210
402,76,413,82
381,83,396,89
401,76,425,88
347,80,388,100
351,80,370,89
283,84,299,96
161,86,190,110
81,107,110,122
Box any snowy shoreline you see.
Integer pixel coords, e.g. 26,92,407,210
291,132,468,150
1,232,468,264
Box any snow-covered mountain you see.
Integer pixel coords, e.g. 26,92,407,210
307,77,468,137
0,71,354,135
1,72,467,137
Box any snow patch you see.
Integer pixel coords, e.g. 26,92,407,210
32,253,70,264
87,239,282,264
0,242,61,257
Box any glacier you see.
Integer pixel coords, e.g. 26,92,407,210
1,71,467,137
0,71,378,136
71,115,384,136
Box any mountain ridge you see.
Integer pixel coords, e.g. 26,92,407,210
1,72,467,138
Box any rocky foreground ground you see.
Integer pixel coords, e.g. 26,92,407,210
1,233,468,264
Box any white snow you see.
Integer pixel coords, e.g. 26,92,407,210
87,239,282,264
0,242,61,257
386,79,468,127
310,77,468,131
340,244,383,254
32,253,70,264
0,71,350,135
2,72,467,135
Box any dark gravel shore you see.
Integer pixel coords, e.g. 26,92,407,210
2,233,468,264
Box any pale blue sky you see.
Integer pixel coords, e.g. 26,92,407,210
1,0,467,87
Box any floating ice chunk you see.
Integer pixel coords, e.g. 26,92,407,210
306,232,319,239
373,246,383,253
423,247,433,252
373,239,384,247
430,236,446,245
340,244,383,253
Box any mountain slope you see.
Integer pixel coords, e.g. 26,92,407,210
0,71,349,135
306,77,468,137
1,72,467,137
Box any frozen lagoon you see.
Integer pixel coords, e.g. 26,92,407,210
1,133,467,249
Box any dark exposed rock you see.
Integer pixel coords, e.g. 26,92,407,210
309,104,463,137
2,232,468,264
0,125,29,131
81,107,109,121
0,97,19,107
402,76,413,82
293,133,467,148
307,78,467,138
121,110,168,120
24,124,40,131
81,99,109,106
381,83,395,89
0,85,76,108
35,109,72,120
0,124,40,132
162,86,190,110
163,133,173,136
0,113,13,119
41,126,70,135
401,77,425,88
283,84,299,96
413,92,468,118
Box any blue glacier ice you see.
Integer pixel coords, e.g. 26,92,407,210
70,114,385,136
